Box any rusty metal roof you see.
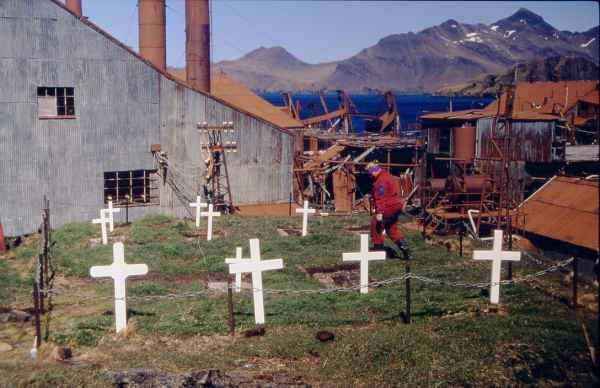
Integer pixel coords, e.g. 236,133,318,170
423,81,598,124
170,69,305,129
210,72,304,129
517,176,599,251
485,80,599,117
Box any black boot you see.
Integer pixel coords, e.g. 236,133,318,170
373,243,385,251
395,240,413,261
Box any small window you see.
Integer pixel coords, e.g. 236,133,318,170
37,87,76,118
103,170,159,206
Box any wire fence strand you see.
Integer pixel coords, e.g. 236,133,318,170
34,257,575,304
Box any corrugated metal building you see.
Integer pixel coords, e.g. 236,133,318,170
0,0,300,236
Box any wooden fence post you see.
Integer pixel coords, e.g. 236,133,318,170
227,277,235,336
32,282,42,348
405,263,411,324
572,257,579,309
0,217,6,253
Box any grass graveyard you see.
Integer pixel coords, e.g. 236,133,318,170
0,214,598,387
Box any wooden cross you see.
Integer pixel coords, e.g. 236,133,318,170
473,229,521,304
200,204,221,241
104,200,120,232
189,195,208,228
343,234,386,294
295,200,316,237
92,210,110,245
225,247,249,292
228,239,283,325
89,242,148,333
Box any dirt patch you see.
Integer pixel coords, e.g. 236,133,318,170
276,228,302,237
300,263,363,288
104,368,310,388
344,225,370,236
345,225,370,232
183,231,225,241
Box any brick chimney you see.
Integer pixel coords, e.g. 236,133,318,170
65,0,82,17
185,0,211,93
138,0,167,71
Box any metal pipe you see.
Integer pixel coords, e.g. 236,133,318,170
138,0,167,71
186,0,211,93
65,0,82,17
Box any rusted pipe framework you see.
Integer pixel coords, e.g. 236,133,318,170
65,0,82,17
138,0,166,70
186,0,211,93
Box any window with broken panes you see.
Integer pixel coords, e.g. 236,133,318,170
103,170,159,206
37,87,75,118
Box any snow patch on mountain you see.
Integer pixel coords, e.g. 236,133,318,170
581,38,596,48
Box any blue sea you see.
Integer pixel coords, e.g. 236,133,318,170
261,93,493,131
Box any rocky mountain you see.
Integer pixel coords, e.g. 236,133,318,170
215,8,599,93
436,56,600,96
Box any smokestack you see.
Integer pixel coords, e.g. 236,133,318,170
65,0,82,17
138,0,167,71
186,0,211,93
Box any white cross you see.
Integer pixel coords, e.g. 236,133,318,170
295,200,316,237
89,242,148,333
473,229,521,304
104,200,120,232
92,210,110,245
200,204,221,241
225,247,250,293
228,239,283,325
189,195,208,228
342,234,386,294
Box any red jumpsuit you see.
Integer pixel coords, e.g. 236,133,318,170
370,170,405,245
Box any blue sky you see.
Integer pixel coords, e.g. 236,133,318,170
76,1,599,67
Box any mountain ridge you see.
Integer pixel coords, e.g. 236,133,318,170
214,8,598,93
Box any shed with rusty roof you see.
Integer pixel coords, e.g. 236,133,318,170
516,176,599,251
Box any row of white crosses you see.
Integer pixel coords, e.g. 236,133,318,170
89,228,519,333
91,200,120,245
189,196,221,241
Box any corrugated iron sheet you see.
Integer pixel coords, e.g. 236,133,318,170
0,0,295,236
476,118,556,162
517,176,599,251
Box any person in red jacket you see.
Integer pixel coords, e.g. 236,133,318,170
367,161,412,260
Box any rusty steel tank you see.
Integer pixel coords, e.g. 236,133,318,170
446,174,493,194
453,125,476,162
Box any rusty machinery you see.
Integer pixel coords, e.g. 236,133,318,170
198,121,236,213
421,85,521,237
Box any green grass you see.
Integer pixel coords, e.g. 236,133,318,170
0,214,597,387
